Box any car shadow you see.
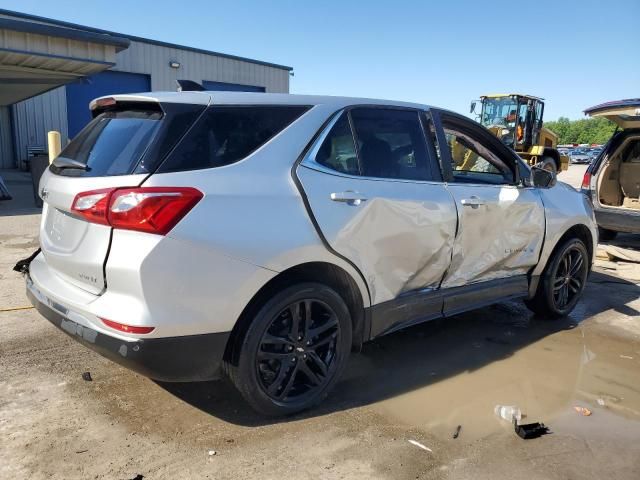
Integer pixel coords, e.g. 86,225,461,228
156,269,640,426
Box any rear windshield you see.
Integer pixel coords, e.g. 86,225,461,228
157,105,310,173
54,110,162,177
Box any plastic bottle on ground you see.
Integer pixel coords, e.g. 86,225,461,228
494,405,522,423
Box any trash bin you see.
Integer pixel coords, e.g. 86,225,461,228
30,154,49,208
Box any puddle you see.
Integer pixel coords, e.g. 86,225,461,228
370,311,640,442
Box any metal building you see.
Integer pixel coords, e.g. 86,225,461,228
0,9,292,169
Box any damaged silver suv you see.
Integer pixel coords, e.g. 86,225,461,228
24,92,597,415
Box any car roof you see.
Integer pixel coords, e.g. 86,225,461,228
480,93,545,101
91,91,434,111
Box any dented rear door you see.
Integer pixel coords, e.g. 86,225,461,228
297,108,457,305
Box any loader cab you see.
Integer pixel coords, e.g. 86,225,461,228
471,94,544,150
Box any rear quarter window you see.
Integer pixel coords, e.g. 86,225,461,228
158,105,310,172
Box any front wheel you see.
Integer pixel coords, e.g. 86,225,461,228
227,283,352,416
536,156,558,175
525,238,589,318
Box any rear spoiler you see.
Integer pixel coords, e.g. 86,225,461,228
89,96,164,117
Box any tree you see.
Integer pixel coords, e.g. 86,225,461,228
544,117,616,144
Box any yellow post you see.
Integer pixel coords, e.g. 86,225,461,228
47,131,61,164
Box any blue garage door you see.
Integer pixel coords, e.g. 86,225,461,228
202,80,265,93
66,70,151,138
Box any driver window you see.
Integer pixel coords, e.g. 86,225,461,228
442,120,515,185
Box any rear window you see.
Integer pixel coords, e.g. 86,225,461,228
53,110,162,177
157,106,310,173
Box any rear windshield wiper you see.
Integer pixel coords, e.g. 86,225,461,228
51,157,90,171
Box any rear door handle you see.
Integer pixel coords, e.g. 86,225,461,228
330,191,368,206
460,196,485,208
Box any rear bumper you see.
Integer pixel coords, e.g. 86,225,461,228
26,281,230,382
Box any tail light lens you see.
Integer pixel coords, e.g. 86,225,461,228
71,187,203,235
70,188,112,225
581,171,592,190
101,318,155,334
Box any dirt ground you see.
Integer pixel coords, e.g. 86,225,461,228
2,167,639,480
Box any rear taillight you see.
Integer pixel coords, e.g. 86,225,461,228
109,187,203,235
101,318,155,334
581,171,592,190
71,188,112,225
71,187,202,235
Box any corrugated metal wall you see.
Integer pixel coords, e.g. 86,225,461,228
0,25,115,65
0,106,14,168
116,41,290,93
11,87,68,168
9,40,290,169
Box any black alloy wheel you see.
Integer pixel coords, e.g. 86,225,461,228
256,299,339,402
227,283,352,416
525,237,589,318
551,245,587,310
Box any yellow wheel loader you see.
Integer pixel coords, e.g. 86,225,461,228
470,94,569,174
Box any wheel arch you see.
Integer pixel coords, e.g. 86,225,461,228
557,224,594,262
529,223,594,297
223,261,367,368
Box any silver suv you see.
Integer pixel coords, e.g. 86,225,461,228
24,92,597,415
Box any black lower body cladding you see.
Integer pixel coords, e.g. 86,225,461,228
26,286,230,382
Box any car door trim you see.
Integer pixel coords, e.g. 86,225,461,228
432,109,522,186
302,106,441,184
289,109,373,305
367,275,529,339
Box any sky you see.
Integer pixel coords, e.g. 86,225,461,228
1,0,638,120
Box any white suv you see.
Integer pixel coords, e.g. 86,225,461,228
23,92,597,415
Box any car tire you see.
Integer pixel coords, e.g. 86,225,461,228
537,156,557,174
598,227,617,242
525,237,589,318
227,283,352,416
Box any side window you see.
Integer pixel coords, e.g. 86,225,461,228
442,121,515,185
315,113,359,175
350,108,430,180
159,106,308,172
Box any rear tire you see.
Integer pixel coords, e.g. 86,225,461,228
226,283,352,416
537,156,558,175
525,237,589,318
598,227,618,242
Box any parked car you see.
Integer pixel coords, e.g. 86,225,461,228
23,92,597,415
570,149,591,164
582,99,640,240
588,148,603,161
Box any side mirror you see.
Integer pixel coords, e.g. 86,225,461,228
470,101,477,114
530,166,557,188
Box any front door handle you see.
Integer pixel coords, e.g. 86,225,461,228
330,191,368,206
460,196,485,209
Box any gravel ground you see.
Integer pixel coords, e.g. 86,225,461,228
557,164,589,190
1,169,639,479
